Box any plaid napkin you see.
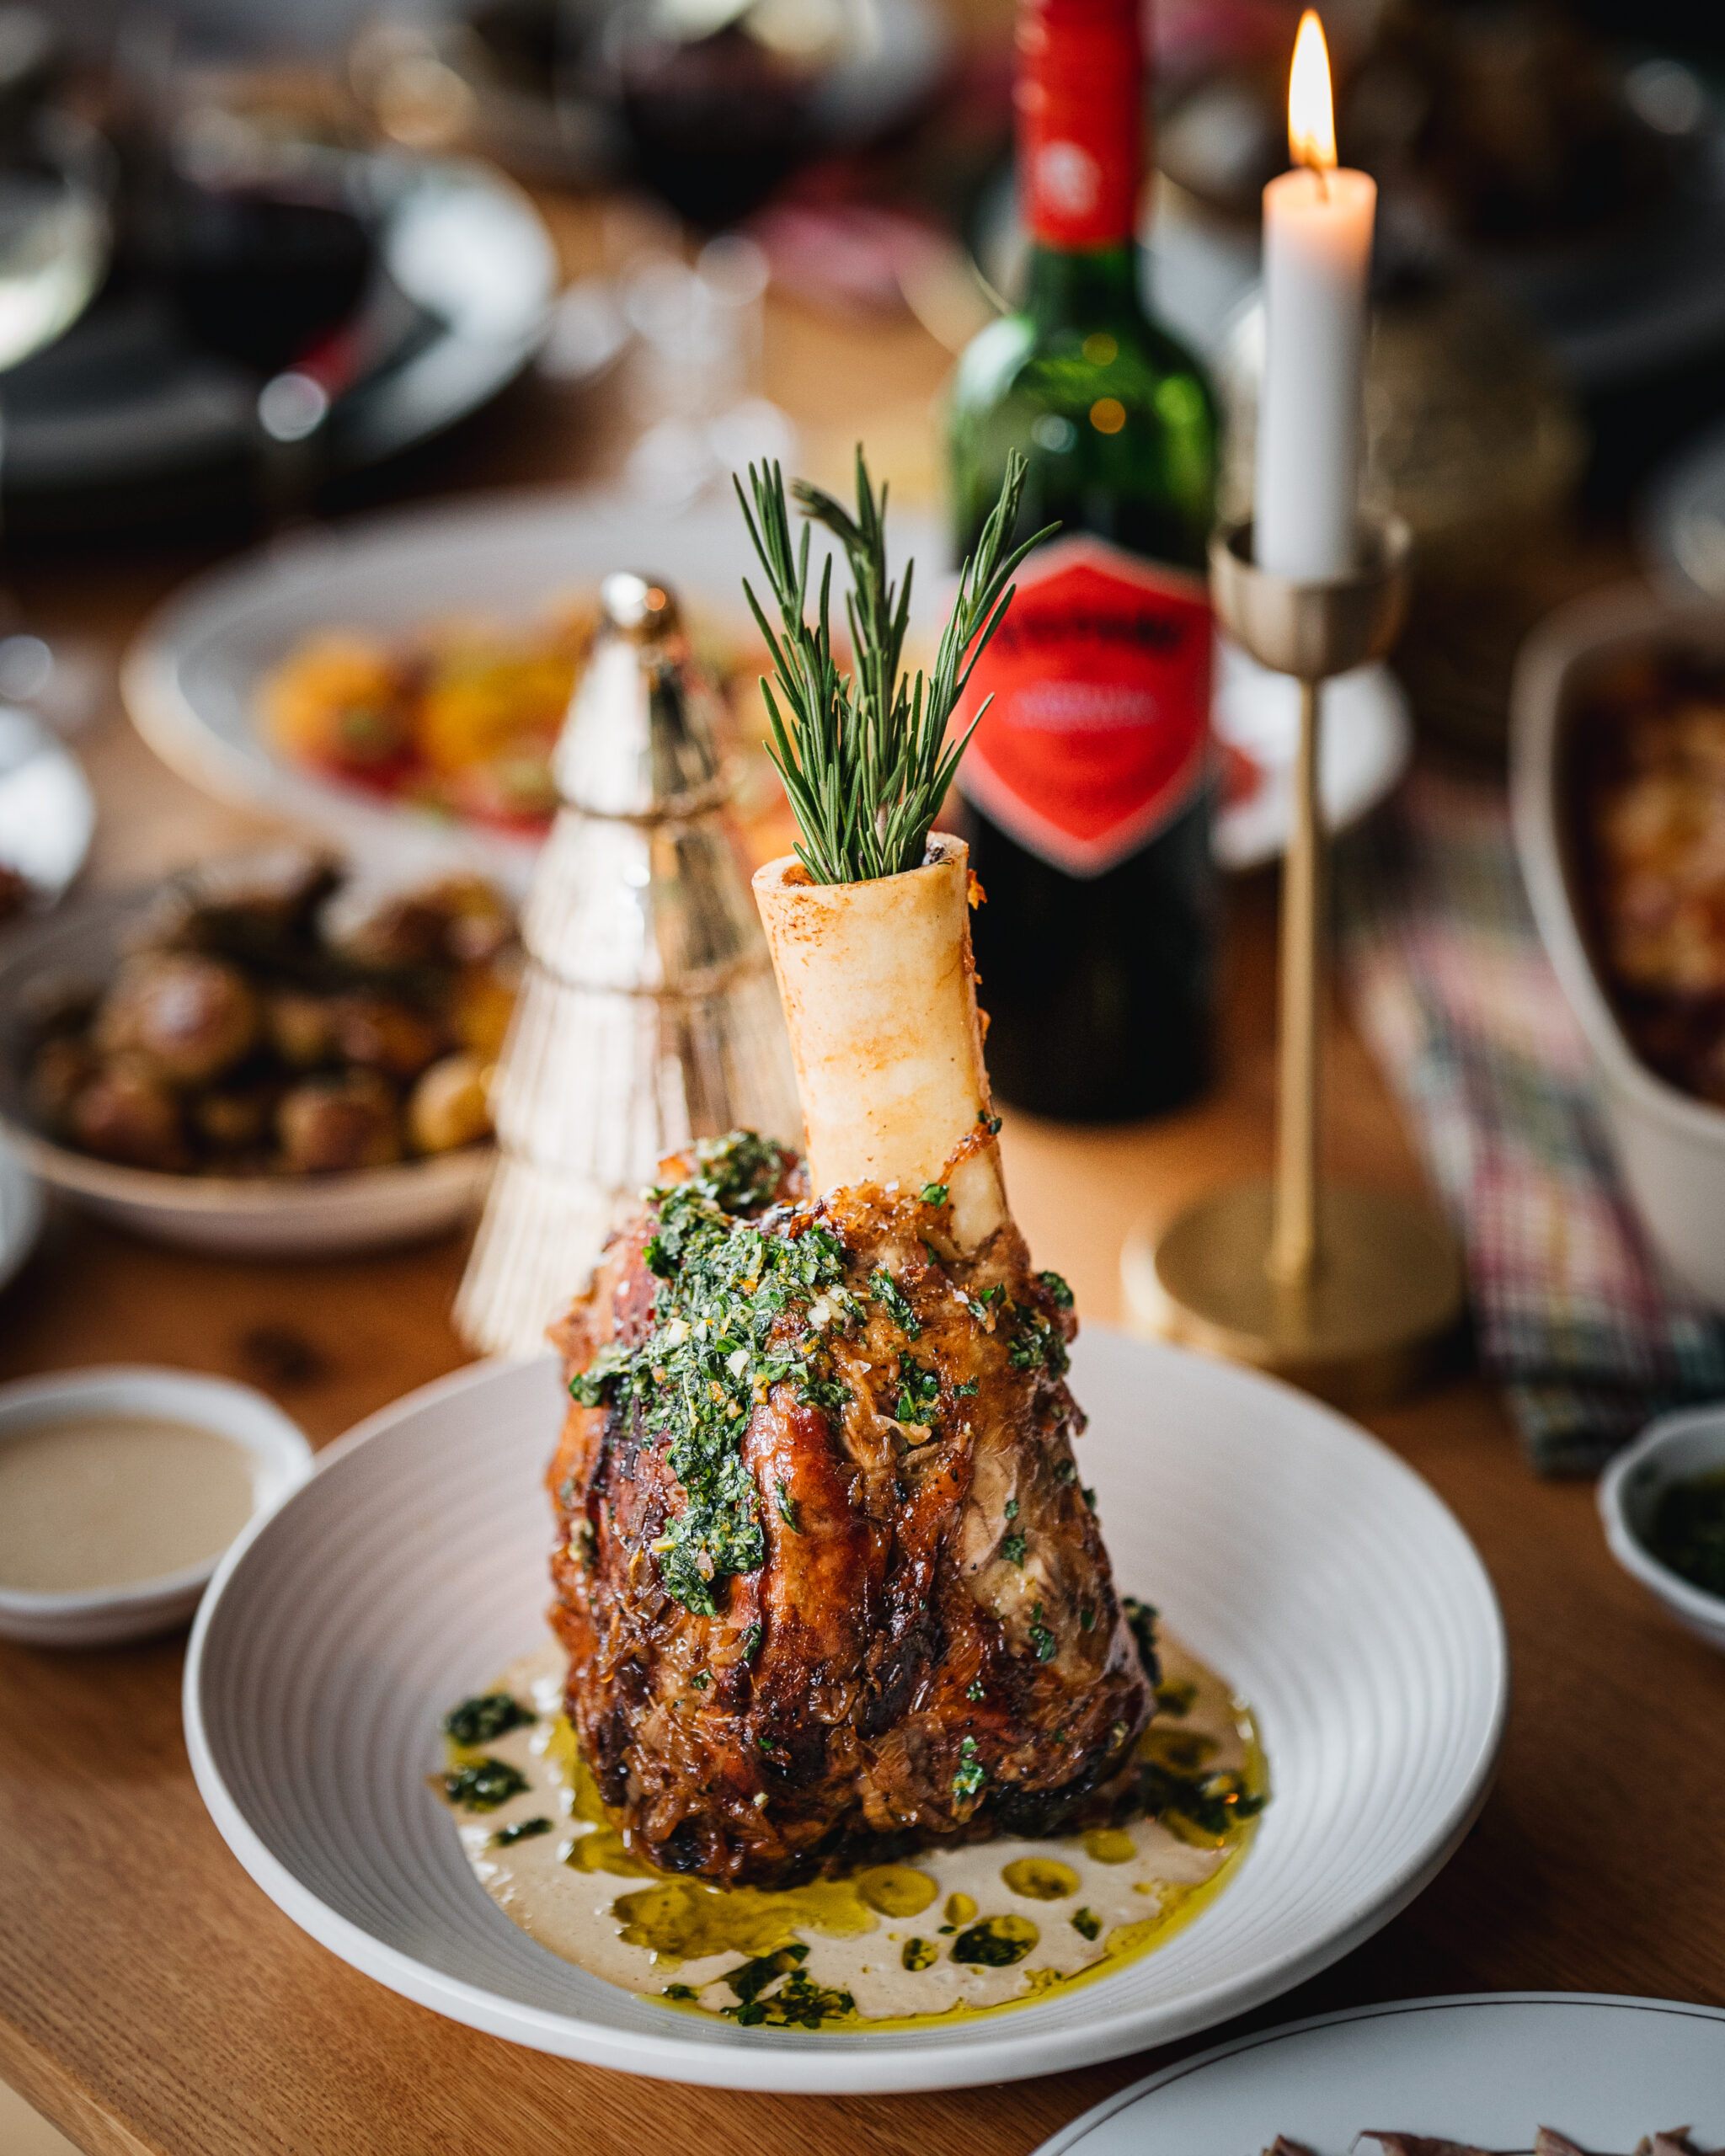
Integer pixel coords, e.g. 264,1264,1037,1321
1336,766,1725,1475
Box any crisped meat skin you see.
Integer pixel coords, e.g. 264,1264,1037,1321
547,1142,1153,1885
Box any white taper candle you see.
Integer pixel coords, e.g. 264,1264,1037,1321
1252,11,1375,582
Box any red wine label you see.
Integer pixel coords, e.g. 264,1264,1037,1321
1017,0,1142,248
954,536,1213,878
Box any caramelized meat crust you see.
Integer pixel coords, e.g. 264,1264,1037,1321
547,1136,1153,1885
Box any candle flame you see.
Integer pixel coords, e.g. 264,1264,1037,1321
1288,9,1336,173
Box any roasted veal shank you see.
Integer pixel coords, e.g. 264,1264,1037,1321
546,458,1156,1885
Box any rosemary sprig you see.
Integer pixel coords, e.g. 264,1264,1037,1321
734,448,1051,884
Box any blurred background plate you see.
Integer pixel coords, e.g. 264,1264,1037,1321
1213,649,1413,873
0,704,94,910
1640,416,1725,601
2,150,558,542
122,485,945,893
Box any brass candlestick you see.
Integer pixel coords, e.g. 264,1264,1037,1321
1123,515,1463,1409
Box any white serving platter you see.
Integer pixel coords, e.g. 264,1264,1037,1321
1034,1991,1725,2154
184,1327,1507,2095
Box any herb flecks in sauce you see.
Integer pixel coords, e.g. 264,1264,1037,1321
443,1693,535,1746
453,1637,1267,2032
443,1758,529,1812
492,1816,554,1848
951,1914,1038,1967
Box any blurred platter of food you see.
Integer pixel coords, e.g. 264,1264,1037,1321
0,707,96,922
0,849,516,1255
122,488,927,890
126,484,1387,879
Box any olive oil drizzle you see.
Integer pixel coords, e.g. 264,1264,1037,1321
444,1640,1267,2032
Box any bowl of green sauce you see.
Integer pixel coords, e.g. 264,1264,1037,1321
1599,1406,1725,1652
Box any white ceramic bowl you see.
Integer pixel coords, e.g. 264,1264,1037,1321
1509,582,1725,1308
184,1332,1508,2095
0,1365,312,1647
1598,1403,1725,1654
0,878,494,1257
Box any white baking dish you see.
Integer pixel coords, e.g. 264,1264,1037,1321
1509,581,1725,1309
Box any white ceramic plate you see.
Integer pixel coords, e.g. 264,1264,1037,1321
124,487,1402,890
1035,1993,1725,2153
0,878,493,1257
184,1328,1507,2094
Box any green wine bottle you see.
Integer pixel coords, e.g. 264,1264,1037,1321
948,0,1220,1121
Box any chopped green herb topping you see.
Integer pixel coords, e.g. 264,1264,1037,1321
1081,1486,1097,1511
1055,1456,1076,1485
691,1669,711,1690
741,1622,764,1664
775,1479,801,1532
798,1372,850,1416
492,1815,554,1848
1000,1531,1027,1567
442,1693,535,1747
921,1182,948,1205
443,1758,529,1812
1028,1604,1057,1662
965,1677,986,1701
1038,1270,1075,1308
1007,1302,1070,1375
664,1982,699,2000
901,1936,937,1971
1078,1605,1095,1632
1071,1906,1102,1942
1003,1497,1019,1520
954,1377,979,1396
979,1110,1003,1136
952,1734,986,1801
569,1340,633,1406
893,1354,941,1425
869,1267,920,1338
565,1132,847,1616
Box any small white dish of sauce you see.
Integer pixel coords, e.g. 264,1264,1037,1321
0,1366,311,1647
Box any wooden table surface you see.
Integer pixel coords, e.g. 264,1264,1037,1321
3,197,1723,2156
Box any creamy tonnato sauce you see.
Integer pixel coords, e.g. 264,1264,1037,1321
0,1417,257,1592
443,1635,1265,2029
